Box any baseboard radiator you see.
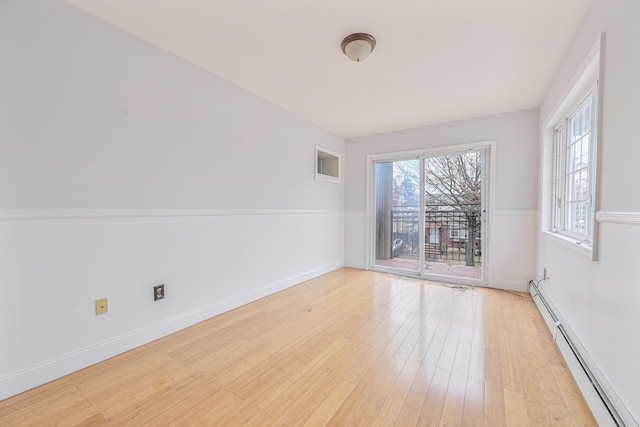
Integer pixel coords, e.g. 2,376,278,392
529,279,637,427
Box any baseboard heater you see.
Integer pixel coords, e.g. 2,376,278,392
529,279,636,427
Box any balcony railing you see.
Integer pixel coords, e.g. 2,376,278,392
391,204,482,266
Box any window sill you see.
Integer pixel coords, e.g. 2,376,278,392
541,230,594,258
315,173,341,183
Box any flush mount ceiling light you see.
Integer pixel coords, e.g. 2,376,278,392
341,33,376,62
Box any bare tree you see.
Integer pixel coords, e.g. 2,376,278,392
393,153,481,266
425,152,481,266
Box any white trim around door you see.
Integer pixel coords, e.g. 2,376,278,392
365,140,496,287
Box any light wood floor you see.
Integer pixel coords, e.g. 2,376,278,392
0,268,596,426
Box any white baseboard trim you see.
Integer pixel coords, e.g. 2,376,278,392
489,278,528,292
344,259,366,270
0,262,342,402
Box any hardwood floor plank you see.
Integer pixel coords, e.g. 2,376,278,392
402,333,445,411
440,342,472,426
436,292,470,372
232,356,304,401
440,292,477,426
551,364,599,426
462,377,485,427
73,413,108,426
504,388,531,427
416,366,451,427
468,292,486,381
395,404,420,427
0,377,74,419
370,358,421,426
0,386,82,425
545,401,575,427
0,269,596,426
484,347,508,427
274,370,339,425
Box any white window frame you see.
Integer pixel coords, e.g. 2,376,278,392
450,228,467,239
543,34,603,260
552,88,597,242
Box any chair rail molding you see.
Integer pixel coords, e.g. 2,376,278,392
596,211,640,225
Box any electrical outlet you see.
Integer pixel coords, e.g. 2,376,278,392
95,298,108,315
154,284,165,301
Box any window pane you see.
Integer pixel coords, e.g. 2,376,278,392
574,109,582,139
580,135,589,169
577,170,586,200
584,101,591,133
577,137,584,169
568,140,577,173
574,140,582,172
567,202,588,234
569,172,582,201
554,93,593,238
374,159,421,273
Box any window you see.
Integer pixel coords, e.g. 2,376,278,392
315,146,341,183
552,92,597,242
544,34,602,256
450,228,467,239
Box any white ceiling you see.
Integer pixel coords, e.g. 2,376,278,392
65,0,591,139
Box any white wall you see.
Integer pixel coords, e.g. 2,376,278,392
538,0,640,422
345,109,539,291
0,0,344,400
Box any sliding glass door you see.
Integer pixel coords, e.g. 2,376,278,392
372,148,487,285
374,159,422,273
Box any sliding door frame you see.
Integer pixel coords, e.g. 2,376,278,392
365,140,496,286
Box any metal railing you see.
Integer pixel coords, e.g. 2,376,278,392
391,204,481,266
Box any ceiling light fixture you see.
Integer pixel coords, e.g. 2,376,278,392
341,33,376,62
